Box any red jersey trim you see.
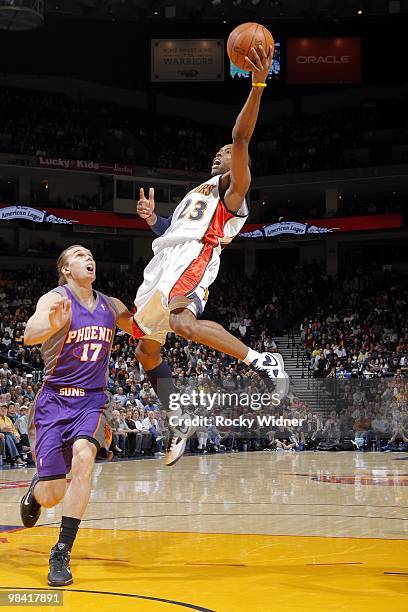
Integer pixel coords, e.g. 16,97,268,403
169,242,214,301
131,309,147,339
202,198,235,246
168,197,239,302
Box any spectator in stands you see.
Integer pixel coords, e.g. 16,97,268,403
14,405,29,445
139,382,156,404
318,412,342,451
0,362,11,378
111,409,128,456
7,402,18,423
113,387,127,407
145,396,159,412
353,409,373,449
142,410,164,456
124,407,142,455
0,404,26,465
126,393,143,411
207,424,222,451
132,407,153,454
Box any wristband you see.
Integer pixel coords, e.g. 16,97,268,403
252,82,267,88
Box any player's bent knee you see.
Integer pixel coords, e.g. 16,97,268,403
135,344,144,362
71,441,97,479
71,448,95,478
135,340,161,369
135,344,160,364
169,315,195,340
41,479,66,507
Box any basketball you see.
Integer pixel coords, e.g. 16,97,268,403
227,22,275,71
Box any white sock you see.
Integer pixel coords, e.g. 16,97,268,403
243,347,261,365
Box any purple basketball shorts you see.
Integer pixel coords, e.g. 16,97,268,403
28,388,112,480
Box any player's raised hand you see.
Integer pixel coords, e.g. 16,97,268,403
245,44,274,84
49,299,71,333
137,187,155,219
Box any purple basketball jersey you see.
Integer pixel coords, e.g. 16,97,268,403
42,285,118,391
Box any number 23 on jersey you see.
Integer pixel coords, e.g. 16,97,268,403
178,198,208,221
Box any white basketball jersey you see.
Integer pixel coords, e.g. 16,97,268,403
152,175,248,255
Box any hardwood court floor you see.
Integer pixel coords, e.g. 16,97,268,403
1,451,408,612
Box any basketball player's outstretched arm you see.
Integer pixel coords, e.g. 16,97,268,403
24,292,71,346
110,298,134,336
222,44,274,213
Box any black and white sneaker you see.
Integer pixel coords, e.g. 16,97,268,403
251,352,290,400
20,473,41,528
164,411,196,467
48,543,73,587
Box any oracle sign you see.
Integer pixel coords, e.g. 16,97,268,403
296,55,351,64
287,38,361,83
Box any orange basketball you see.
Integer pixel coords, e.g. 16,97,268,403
227,22,274,71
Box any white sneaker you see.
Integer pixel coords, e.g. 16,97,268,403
164,435,187,467
251,352,290,401
155,451,165,456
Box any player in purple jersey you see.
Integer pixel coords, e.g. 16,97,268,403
20,244,134,587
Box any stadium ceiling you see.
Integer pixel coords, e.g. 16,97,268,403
44,0,407,22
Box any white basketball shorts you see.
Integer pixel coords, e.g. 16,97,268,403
133,240,221,345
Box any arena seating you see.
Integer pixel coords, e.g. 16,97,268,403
0,263,406,463
1,85,407,176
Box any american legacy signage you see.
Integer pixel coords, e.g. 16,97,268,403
0,206,402,235
0,206,73,224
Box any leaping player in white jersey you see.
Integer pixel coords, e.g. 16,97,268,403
134,43,289,466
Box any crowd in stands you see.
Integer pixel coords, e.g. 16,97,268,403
0,88,104,162
25,241,60,257
337,193,406,218
319,377,408,452
0,261,407,467
300,267,407,380
0,86,227,174
1,86,408,176
30,193,99,212
298,266,408,450
255,96,408,175
257,192,407,224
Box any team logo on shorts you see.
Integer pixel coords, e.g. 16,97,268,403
105,423,112,447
